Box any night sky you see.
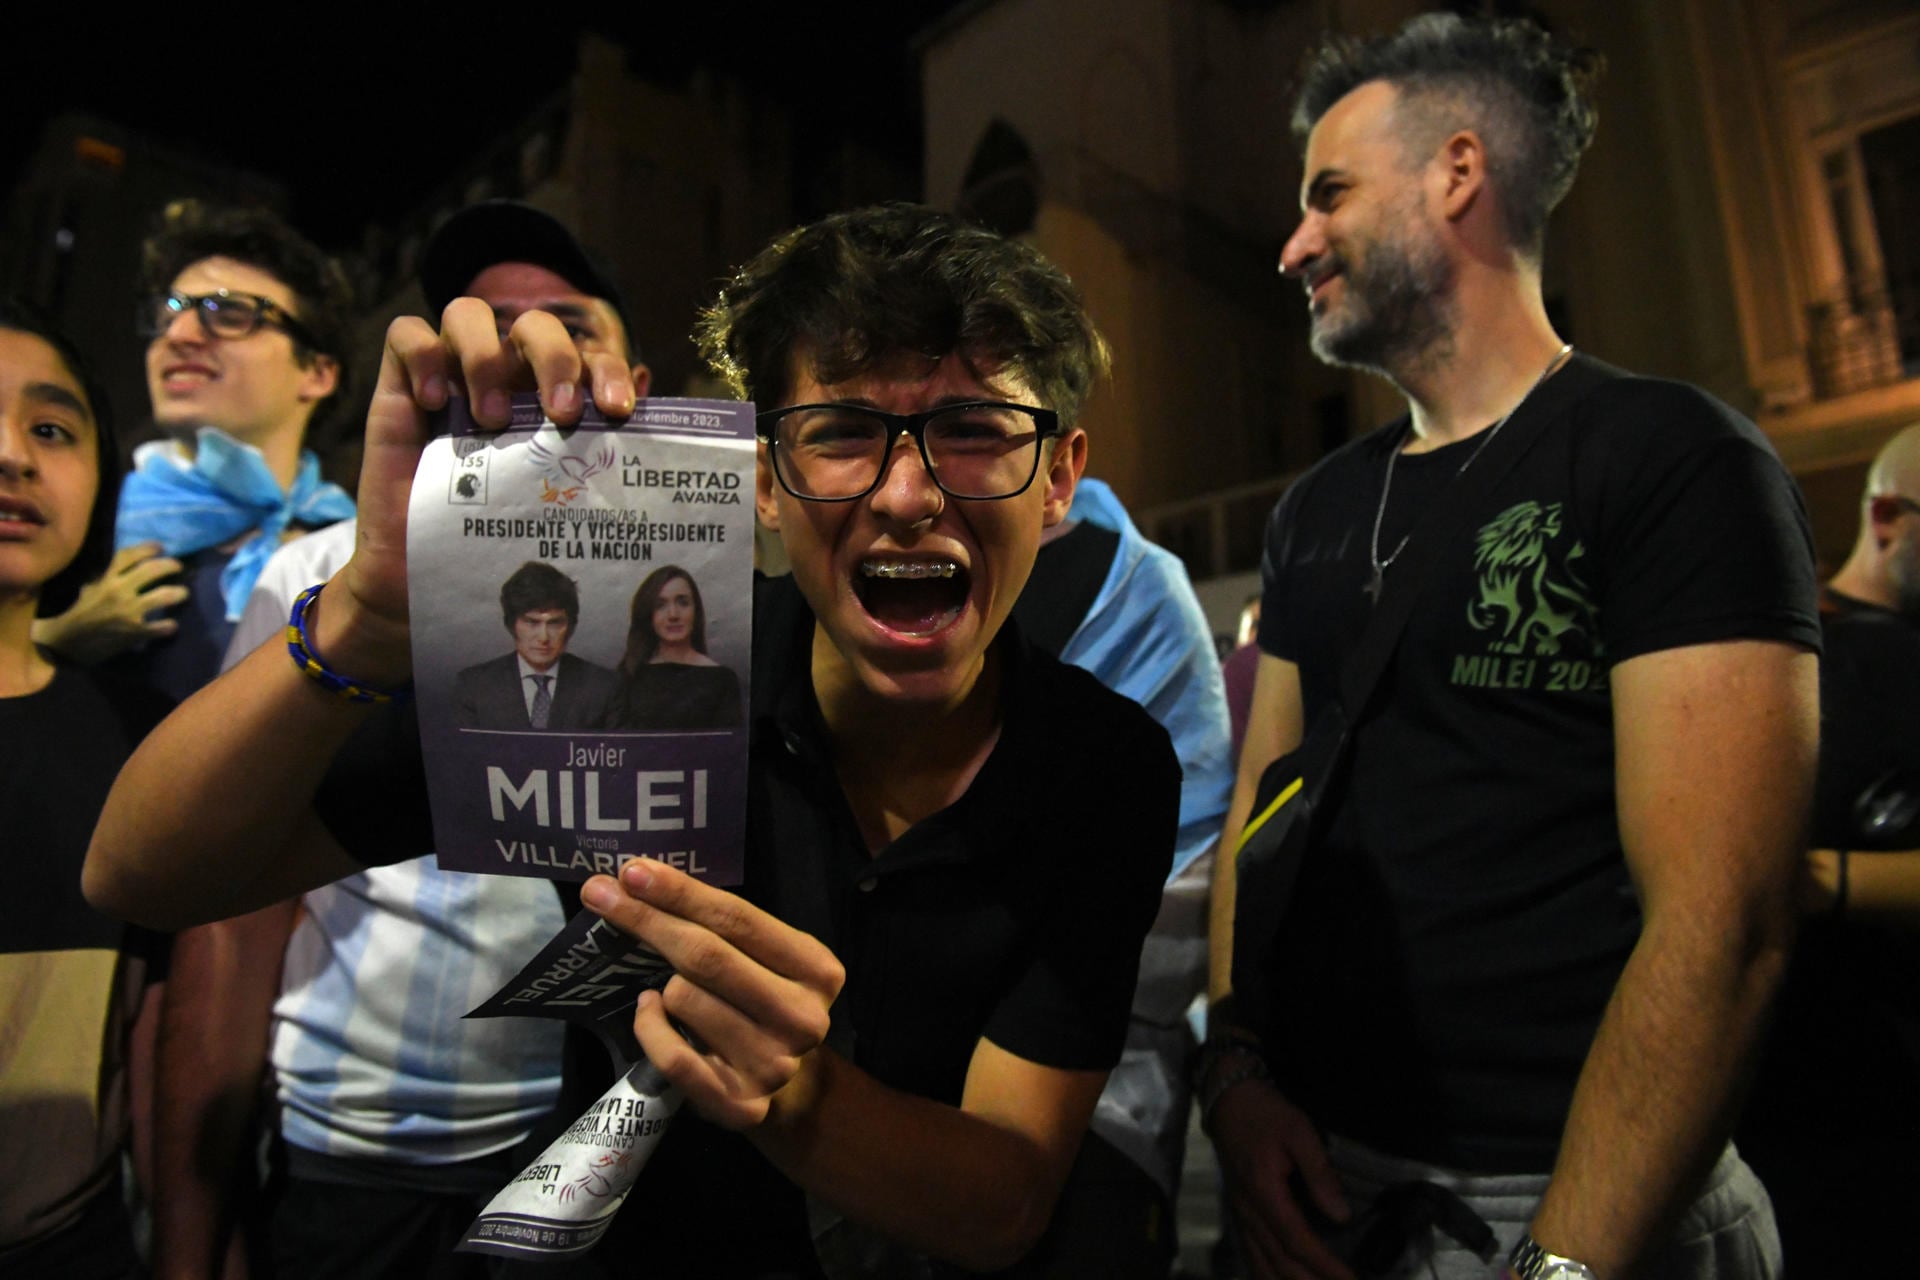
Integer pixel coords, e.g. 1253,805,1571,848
8,5,971,249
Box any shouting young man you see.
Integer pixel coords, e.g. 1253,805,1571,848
87,204,1178,1277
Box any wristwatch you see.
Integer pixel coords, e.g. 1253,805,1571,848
1507,1234,1598,1280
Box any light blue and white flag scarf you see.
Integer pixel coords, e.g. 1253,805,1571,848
116,427,356,621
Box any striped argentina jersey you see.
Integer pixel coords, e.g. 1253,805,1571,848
236,521,566,1165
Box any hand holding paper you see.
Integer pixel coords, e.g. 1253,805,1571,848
581,859,846,1130
316,301,641,685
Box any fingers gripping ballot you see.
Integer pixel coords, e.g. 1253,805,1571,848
324,302,640,672
581,861,845,1131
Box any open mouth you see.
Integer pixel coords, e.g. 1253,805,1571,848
855,558,969,637
0,498,44,527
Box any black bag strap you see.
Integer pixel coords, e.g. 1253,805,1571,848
1333,355,1614,720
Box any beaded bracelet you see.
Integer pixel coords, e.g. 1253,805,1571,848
286,583,413,705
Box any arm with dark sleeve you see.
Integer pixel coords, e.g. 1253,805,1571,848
1207,658,1355,1280
589,704,1179,1270
1202,479,1358,1280
85,575,408,924
773,733,1178,1266
1800,616,1920,923
1530,640,1814,1273
1526,399,1822,1275
81,592,401,928
1208,481,1311,1010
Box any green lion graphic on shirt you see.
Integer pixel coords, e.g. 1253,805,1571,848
1466,500,1602,659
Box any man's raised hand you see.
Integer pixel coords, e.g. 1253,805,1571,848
314,301,639,684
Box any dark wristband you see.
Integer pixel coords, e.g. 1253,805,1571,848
1196,1043,1269,1133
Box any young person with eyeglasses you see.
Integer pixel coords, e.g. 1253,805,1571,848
86,204,1181,1276
34,199,356,701
147,205,653,1280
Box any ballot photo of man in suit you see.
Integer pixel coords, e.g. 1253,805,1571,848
454,560,617,730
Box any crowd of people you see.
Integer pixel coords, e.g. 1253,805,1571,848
4,12,1916,1280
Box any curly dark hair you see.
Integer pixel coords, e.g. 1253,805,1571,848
498,561,579,634
695,204,1109,425
618,565,707,676
1292,13,1603,262
141,199,356,426
0,297,119,617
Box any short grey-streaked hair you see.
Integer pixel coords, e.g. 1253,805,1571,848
1292,13,1603,262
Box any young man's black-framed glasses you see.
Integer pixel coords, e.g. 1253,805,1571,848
139,290,319,350
756,402,1060,502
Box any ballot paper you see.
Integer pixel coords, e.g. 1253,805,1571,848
408,394,755,885
460,1059,684,1259
459,909,684,1259
466,908,672,1062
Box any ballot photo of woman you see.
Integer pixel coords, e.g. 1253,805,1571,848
601,564,742,731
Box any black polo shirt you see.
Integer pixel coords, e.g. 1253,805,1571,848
316,572,1179,1274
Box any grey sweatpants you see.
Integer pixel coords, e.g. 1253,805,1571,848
1323,1135,1781,1280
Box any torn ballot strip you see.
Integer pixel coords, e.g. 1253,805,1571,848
461,909,682,1259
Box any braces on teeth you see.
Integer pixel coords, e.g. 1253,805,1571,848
861,562,959,580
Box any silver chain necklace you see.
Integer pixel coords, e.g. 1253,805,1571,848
1366,343,1573,602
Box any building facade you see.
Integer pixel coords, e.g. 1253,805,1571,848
921,0,1919,602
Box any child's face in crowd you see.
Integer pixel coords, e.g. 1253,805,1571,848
757,350,1083,712
0,328,99,601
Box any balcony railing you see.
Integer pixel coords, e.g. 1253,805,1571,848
1138,471,1303,581
1807,284,1913,399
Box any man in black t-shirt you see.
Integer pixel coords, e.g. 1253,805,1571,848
1204,16,1819,1280
1736,421,1920,1271
86,205,1181,1277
